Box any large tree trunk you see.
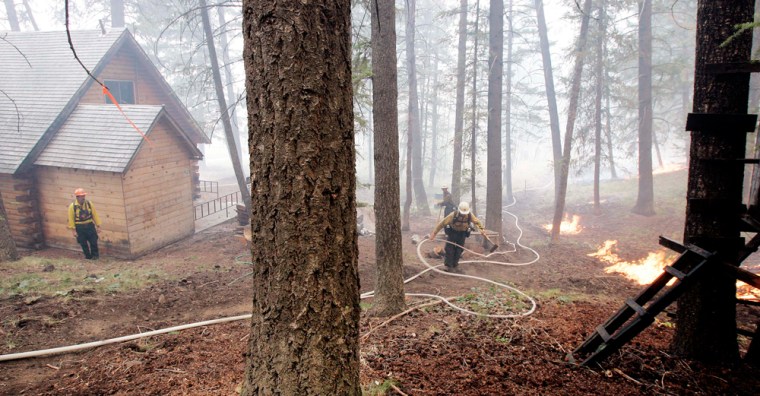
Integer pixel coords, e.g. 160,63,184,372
451,0,468,204
370,0,406,317
632,0,655,216
200,0,251,214
471,0,481,213
593,0,607,214
535,0,562,200
241,1,360,393
485,0,503,237
672,0,753,364
406,0,430,215
503,0,514,203
0,193,19,262
4,0,19,31
550,0,592,242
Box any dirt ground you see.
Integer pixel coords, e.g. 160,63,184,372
1,172,759,395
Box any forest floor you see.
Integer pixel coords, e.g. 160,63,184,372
1,169,759,395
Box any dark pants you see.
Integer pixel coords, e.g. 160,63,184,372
444,229,468,268
75,223,99,259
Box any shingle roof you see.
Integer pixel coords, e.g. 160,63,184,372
35,104,201,173
0,29,208,175
0,29,125,174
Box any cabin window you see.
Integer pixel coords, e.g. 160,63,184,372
104,80,135,104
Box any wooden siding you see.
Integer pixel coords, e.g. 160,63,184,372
123,117,194,256
35,167,130,257
80,45,183,112
0,173,44,248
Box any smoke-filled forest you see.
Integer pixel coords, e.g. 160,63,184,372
0,0,759,394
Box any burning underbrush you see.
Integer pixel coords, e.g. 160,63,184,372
589,240,760,302
543,214,582,235
588,240,674,285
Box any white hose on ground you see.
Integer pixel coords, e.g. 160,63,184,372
0,314,251,362
362,195,539,318
0,197,540,362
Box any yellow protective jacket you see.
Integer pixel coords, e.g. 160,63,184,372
430,210,484,238
68,200,101,229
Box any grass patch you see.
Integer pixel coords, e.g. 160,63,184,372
0,256,170,298
455,285,533,316
535,288,585,304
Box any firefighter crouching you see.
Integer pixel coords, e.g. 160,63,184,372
426,201,486,273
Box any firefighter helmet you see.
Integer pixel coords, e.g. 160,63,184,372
74,188,87,196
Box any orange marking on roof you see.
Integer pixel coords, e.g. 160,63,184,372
103,86,152,146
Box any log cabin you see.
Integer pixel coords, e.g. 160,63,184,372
0,29,210,258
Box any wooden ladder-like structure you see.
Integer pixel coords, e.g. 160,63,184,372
570,215,760,366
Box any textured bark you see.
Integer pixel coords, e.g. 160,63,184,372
451,0,467,204
201,0,251,213
241,1,360,394
4,0,19,31
672,0,753,364
632,0,655,216
370,0,405,317
406,0,430,215
550,0,592,242
110,0,124,28
502,0,513,203
535,0,562,199
485,0,503,236
0,192,19,262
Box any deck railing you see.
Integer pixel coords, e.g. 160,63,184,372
194,190,241,220
198,180,219,197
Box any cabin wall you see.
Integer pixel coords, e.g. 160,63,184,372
0,173,44,249
123,118,195,256
80,46,178,108
36,167,129,257
79,46,203,198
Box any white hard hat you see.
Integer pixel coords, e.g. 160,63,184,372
458,201,470,215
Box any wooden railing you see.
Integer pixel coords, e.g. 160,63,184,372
198,180,219,196
194,190,241,220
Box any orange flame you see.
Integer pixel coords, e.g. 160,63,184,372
737,281,760,301
544,215,582,235
588,240,672,285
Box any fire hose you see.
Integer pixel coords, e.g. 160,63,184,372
0,198,538,362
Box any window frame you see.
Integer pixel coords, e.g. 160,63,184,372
104,79,136,105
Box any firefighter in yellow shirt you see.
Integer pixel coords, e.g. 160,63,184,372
67,188,102,260
427,201,485,273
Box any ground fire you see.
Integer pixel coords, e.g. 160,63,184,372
588,240,672,285
544,214,582,235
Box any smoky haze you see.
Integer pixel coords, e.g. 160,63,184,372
1,0,706,206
